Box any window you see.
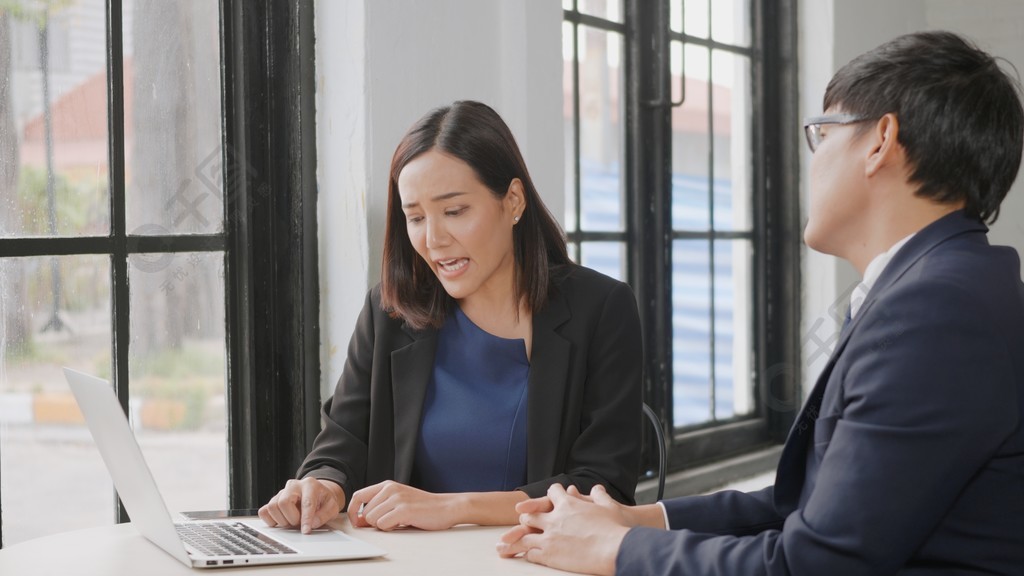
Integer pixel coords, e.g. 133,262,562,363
563,0,801,479
0,0,319,548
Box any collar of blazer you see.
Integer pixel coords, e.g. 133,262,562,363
773,209,987,512
390,280,574,485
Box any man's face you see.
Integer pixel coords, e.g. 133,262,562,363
804,108,873,257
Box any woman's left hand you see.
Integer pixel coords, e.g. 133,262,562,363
347,480,460,531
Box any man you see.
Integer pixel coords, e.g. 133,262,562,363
496,31,1024,575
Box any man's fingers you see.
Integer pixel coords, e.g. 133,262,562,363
545,483,570,505
498,531,544,559
591,484,616,506
519,511,554,532
515,496,553,514
498,524,533,545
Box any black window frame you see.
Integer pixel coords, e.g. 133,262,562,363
563,0,801,482
0,0,319,546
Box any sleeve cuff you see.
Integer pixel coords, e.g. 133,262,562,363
658,501,671,530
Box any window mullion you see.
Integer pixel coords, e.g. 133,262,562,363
626,0,673,440
105,0,131,525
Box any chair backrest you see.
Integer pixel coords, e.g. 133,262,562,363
642,402,666,501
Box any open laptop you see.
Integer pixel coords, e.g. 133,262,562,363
64,368,386,568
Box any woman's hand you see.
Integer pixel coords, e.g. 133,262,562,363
258,478,345,534
348,481,461,531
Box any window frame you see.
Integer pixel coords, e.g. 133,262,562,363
0,0,319,546
563,0,800,481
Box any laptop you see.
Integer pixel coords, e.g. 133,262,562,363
64,368,386,568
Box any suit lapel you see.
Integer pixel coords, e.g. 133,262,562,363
526,289,572,482
390,324,438,484
774,210,986,512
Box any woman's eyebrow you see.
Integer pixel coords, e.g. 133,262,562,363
402,191,467,209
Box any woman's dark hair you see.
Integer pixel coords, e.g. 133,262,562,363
380,100,571,330
824,31,1023,223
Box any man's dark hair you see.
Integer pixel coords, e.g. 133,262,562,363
824,31,1023,223
380,100,571,330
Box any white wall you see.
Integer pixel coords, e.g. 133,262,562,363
925,0,1024,259
314,0,563,397
799,0,1024,395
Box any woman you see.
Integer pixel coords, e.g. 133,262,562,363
259,100,642,534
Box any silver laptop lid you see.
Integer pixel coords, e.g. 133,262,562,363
64,368,192,566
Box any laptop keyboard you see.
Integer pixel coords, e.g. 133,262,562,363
176,522,298,556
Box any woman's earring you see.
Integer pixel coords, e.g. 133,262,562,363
513,215,521,223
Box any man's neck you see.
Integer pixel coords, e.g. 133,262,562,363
844,200,962,275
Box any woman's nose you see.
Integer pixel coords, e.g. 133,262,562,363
425,217,450,249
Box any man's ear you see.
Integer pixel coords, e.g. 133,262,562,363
864,113,902,177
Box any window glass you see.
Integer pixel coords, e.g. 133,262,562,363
124,0,224,236
0,255,113,545
577,27,625,233
672,239,712,426
713,240,754,419
712,0,751,47
579,0,623,24
1,6,109,238
562,21,578,233
128,252,227,512
711,51,752,232
581,241,625,282
671,43,711,231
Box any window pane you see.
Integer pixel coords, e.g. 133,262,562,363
684,0,710,39
672,239,711,427
128,252,226,512
579,0,623,23
671,43,711,231
713,240,754,419
712,0,751,47
562,21,577,233
580,241,625,281
670,0,683,33
578,27,625,232
1,6,110,238
0,255,113,545
125,1,224,236
711,51,752,231
563,0,574,11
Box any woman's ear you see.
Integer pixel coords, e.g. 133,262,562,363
506,178,527,222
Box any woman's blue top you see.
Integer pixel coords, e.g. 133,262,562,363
411,306,530,493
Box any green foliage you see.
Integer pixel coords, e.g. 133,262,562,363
0,0,75,29
17,165,107,236
123,342,226,431
134,342,226,381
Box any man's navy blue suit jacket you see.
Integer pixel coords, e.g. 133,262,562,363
619,210,1024,575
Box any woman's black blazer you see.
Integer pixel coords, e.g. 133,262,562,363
297,265,643,505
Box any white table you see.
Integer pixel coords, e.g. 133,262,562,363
0,517,571,575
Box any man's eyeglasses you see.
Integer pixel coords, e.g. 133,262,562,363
803,114,873,153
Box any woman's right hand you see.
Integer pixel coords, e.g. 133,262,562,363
258,478,346,534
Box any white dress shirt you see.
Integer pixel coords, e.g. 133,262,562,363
849,233,915,320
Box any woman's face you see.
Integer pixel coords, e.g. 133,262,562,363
397,149,524,306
